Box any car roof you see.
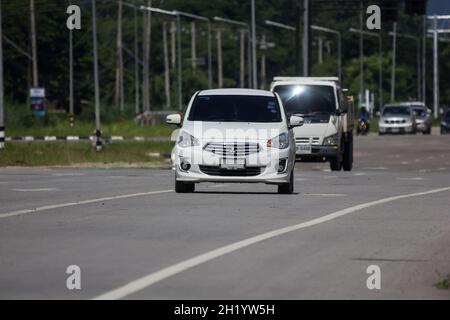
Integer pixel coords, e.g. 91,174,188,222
198,88,275,97
399,102,425,108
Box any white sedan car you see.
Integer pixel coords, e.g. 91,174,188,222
166,89,304,194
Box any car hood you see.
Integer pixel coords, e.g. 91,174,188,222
181,121,288,142
380,115,412,121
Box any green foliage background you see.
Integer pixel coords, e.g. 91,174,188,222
2,0,449,120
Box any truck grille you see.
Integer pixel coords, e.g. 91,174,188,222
204,142,260,158
199,166,262,177
296,137,321,145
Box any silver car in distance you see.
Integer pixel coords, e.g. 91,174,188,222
378,104,417,135
166,89,304,194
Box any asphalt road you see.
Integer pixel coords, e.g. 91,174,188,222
1,134,450,300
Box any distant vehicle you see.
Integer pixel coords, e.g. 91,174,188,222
357,119,370,136
441,110,450,135
378,104,417,135
400,102,432,135
166,89,303,194
271,77,354,172
357,107,370,136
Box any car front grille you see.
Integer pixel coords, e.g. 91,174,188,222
199,166,262,177
385,119,407,124
204,142,260,158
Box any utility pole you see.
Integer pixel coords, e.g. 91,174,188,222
251,0,257,88
260,34,267,90
163,22,171,109
359,3,364,108
422,15,426,104
213,16,251,89
134,6,140,114
30,0,39,87
433,16,438,118
217,30,223,88
349,28,383,111
302,0,310,76
240,29,246,88
391,22,397,102
170,21,176,69
191,22,196,75
69,0,74,116
318,37,323,64
0,0,4,150
115,0,124,112
388,31,421,101
142,0,152,112
91,0,102,150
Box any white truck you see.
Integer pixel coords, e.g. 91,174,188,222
271,77,354,171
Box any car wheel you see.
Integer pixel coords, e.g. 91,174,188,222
342,135,353,172
278,171,294,194
330,157,342,171
175,179,195,193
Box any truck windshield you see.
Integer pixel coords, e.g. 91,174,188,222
188,95,282,123
273,85,336,117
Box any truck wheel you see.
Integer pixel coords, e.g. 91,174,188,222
175,179,195,193
330,157,342,171
343,134,353,172
278,171,294,194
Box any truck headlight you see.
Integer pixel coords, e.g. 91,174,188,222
177,131,200,148
323,133,339,146
267,132,289,149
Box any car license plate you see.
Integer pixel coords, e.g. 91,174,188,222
391,128,399,133
297,144,312,155
220,158,245,170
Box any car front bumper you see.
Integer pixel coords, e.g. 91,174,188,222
174,146,293,185
379,123,414,134
296,145,339,161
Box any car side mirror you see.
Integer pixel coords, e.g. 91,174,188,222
289,115,304,128
166,114,182,126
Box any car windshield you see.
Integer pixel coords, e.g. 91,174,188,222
383,106,411,116
413,108,427,117
273,85,336,117
188,95,282,123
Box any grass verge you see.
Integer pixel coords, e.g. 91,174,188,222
0,142,174,167
435,276,450,290
6,121,175,138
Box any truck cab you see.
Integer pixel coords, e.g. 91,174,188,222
271,77,354,171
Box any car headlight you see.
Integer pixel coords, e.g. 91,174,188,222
267,132,289,149
177,131,200,148
323,133,339,146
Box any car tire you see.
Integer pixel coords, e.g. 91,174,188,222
175,179,195,193
278,171,294,194
342,134,353,172
330,157,342,171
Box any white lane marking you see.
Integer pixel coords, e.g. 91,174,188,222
52,173,86,177
353,173,366,176
324,176,338,179
401,161,410,165
296,178,310,182
0,190,173,219
93,186,450,300
366,167,388,170
305,193,346,197
397,177,426,181
11,188,60,192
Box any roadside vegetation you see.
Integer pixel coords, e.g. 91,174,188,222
0,142,174,167
435,276,450,290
